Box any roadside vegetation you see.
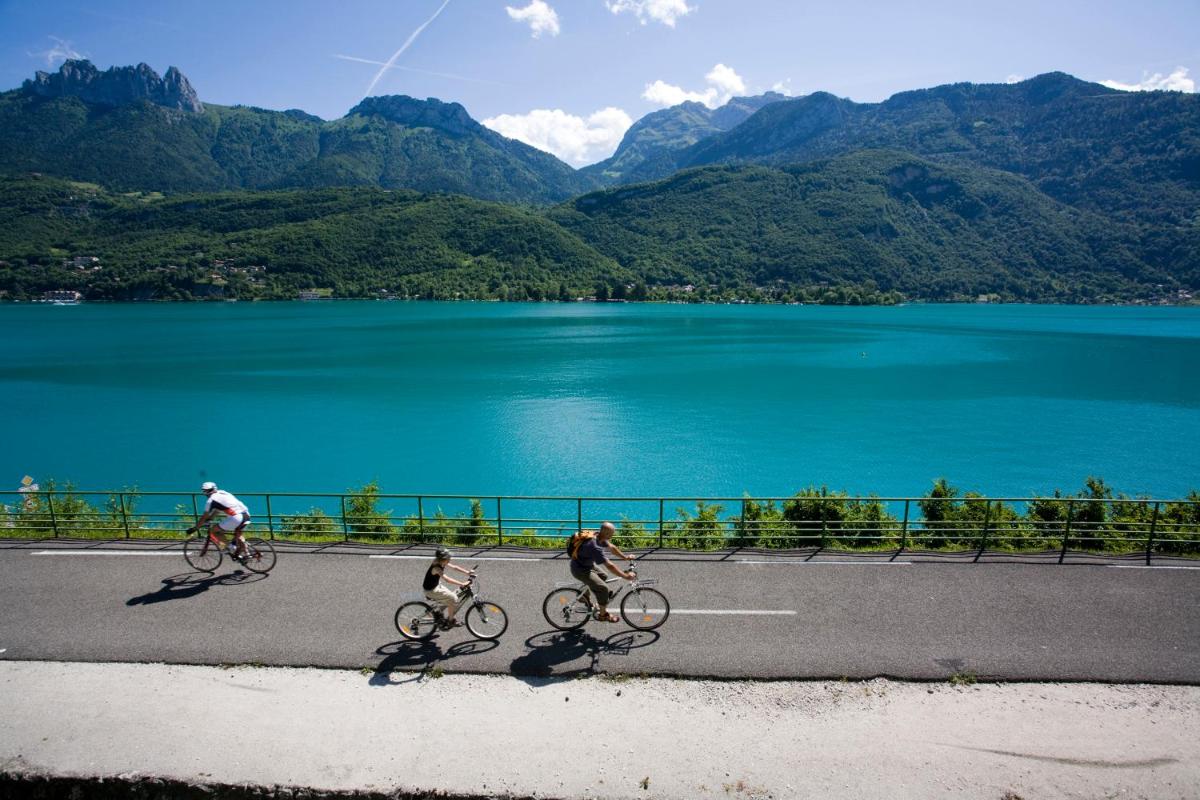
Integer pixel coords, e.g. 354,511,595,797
3,477,1197,555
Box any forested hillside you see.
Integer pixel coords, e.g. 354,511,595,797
550,151,1171,302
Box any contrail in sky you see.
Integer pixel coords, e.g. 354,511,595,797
335,54,508,87
364,0,453,98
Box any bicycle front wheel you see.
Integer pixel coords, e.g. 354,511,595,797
183,534,222,572
239,537,277,574
542,588,590,631
621,587,670,630
395,601,439,641
465,601,509,639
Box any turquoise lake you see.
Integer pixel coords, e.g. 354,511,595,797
1,302,1197,502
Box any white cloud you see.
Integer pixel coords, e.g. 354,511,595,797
1100,66,1195,93
641,63,746,109
482,106,633,166
606,0,694,27
506,0,560,38
642,79,717,107
30,36,84,67
1005,74,1024,84
770,79,795,96
705,63,745,97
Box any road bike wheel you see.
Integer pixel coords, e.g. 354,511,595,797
395,601,439,641
183,534,222,572
465,600,509,639
238,537,277,574
621,587,670,630
542,587,590,631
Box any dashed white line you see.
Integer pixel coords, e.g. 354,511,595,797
368,555,541,562
670,609,797,616
30,550,179,557
735,559,911,566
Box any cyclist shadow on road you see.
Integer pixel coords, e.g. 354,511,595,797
126,570,267,606
369,638,499,686
510,629,660,680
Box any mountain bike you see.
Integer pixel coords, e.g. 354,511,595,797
394,569,509,641
183,525,276,574
542,569,669,631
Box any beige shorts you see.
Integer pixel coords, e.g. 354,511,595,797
424,584,459,612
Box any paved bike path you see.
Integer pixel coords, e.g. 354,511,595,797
0,541,1198,682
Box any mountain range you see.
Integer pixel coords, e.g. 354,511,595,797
0,60,1197,303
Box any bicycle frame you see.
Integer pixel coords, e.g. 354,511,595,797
567,572,656,610
431,571,488,625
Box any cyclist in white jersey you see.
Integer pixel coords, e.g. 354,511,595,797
187,482,251,560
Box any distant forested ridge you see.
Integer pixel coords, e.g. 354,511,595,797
0,62,1197,303
0,60,592,204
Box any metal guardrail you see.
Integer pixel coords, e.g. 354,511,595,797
1,489,1198,564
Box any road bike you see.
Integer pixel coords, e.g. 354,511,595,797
183,525,277,574
394,569,509,641
542,569,669,631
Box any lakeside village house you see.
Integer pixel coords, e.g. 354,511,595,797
63,255,101,270
40,289,83,303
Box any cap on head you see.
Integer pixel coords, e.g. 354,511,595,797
201,481,217,493
435,546,452,561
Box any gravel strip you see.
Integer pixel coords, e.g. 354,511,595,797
2,660,1198,799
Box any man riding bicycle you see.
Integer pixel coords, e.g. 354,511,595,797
570,521,636,623
187,482,251,560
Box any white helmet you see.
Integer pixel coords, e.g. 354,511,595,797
200,481,217,493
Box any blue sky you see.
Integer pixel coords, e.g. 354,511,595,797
1,0,1197,165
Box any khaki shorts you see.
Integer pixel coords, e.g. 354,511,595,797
424,584,460,614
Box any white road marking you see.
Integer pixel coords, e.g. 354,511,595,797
1107,565,1200,570
735,559,911,566
369,555,541,562
670,609,797,616
30,550,179,557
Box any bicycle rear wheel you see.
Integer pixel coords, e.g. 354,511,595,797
542,587,590,631
621,587,669,630
465,601,509,639
238,537,277,573
395,601,439,641
183,534,222,572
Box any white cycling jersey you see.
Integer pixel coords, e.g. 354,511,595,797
204,490,248,517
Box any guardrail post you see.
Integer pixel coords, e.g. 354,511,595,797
1145,501,1160,566
120,493,130,539
340,495,349,542
899,500,909,552
739,498,747,545
973,499,992,563
265,494,275,540
417,496,425,538
496,497,504,547
658,499,664,548
47,493,58,538
819,503,827,550
577,498,583,533
1058,499,1074,564
191,495,199,531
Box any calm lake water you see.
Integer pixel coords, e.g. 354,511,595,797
1,302,1197,501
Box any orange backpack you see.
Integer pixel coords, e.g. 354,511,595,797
567,529,596,559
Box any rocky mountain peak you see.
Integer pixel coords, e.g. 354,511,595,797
346,95,479,136
23,59,203,113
